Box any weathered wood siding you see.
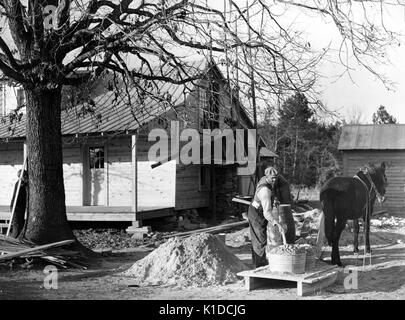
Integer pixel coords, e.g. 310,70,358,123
106,136,133,206
342,150,405,215
107,135,177,208
139,123,210,210
0,142,24,206
175,164,210,210
138,160,176,208
62,145,83,206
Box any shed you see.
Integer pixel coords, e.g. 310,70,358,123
338,124,405,215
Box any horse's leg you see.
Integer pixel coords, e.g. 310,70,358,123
353,218,360,253
332,216,347,267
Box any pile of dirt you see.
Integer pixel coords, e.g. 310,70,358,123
122,233,248,287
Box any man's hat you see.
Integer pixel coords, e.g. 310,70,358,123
264,166,278,177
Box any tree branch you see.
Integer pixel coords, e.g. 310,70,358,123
0,57,24,82
5,0,32,58
0,36,20,70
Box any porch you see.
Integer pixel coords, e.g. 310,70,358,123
0,205,174,225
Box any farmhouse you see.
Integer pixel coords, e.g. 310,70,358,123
338,124,405,215
0,60,274,229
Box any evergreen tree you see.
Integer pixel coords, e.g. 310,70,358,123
372,105,397,124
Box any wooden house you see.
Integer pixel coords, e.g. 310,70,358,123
338,124,405,216
0,60,273,228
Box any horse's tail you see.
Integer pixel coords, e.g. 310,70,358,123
320,194,335,246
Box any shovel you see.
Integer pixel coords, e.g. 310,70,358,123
275,223,287,245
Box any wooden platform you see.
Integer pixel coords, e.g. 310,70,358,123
0,205,174,222
237,262,338,297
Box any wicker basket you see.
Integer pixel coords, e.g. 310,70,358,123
267,252,307,274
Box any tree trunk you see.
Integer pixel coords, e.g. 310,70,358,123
24,87,75,244
292,127,298,180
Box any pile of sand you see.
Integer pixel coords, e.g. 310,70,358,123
122,233,248,287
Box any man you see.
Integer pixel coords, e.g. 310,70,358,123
10,170,28,238
248,166,293,268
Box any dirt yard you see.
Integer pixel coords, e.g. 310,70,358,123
1,226,405,300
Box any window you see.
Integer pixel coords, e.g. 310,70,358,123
89,147,104,169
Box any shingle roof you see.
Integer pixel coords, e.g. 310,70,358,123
338,124,405,150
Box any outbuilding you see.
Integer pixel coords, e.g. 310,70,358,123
338,124,405,215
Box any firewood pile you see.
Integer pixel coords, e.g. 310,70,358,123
0,235,86,269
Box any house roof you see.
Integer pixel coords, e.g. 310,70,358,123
0,59,257,140
338,124,405,150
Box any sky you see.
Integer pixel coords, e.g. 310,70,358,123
207,0,405,123
1,1,405,123
276,2,405,124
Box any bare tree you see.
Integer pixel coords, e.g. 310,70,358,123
344,105,368,124
0,0,401,246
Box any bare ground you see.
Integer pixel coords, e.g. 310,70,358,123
1,227,405,300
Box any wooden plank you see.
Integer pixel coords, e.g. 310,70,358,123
135,208,174,220
297,271,338,296
0,239,75,261
302,269,339,284
245,276,259,291
232,197,251,206
164,220,249,238
66,206,133,213
237,263,337,283
66,213,135,221
238,263,338,297
0,205,173,221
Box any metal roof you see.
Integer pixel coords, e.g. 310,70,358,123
0,84,183,139
0,59,257,141
338,124,405,150
0,60,205,139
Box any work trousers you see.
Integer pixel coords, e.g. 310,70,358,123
248,204,268,268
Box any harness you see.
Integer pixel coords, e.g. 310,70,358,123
353,169,382,268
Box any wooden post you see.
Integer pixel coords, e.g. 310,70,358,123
6,151,27,237
131,134,141,228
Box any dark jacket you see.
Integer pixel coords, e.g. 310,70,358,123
273,174,292,205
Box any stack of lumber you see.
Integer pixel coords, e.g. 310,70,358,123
0,235,86,269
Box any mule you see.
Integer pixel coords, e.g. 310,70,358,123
320,162,387,266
